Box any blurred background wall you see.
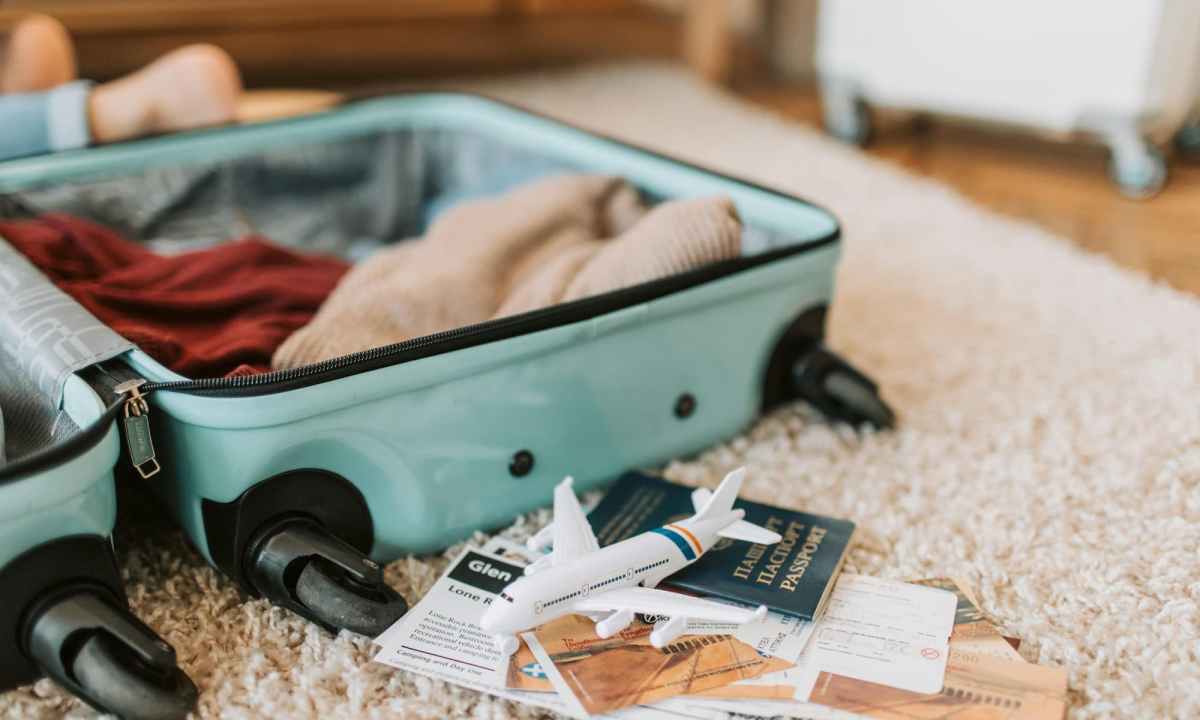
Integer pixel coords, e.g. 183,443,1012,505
3,0,1197,287
0,0,818,86
0,1,700,85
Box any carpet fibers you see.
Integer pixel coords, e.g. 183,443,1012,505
3,64,1198,719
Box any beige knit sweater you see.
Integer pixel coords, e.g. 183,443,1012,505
272,174,742,370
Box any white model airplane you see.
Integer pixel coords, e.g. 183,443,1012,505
480,467,782,656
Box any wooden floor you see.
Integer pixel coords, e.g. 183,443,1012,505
239,76,1200,296
739,84,1200,296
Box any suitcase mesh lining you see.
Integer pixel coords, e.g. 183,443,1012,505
11,128,573,259
10,127,788,259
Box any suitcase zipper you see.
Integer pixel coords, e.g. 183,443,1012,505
123,233,838,399
108,318,520,479
136,316,493,396
113,379,161,479
103,231,837,478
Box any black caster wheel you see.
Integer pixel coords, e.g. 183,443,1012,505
246,518,408,637
1174,123,1200,157
792,347,895,429
25,591,197,720
1108,141,1166,199
762,307,895,429
295,556,409,637
72,634,198,720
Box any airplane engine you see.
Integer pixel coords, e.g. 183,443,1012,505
648,616,687,648
595,609,635,639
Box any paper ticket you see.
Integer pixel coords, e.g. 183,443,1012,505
795,574,957,696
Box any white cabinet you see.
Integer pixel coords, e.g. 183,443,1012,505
816,0,1200,196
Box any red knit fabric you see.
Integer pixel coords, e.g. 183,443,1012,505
1,214,349,378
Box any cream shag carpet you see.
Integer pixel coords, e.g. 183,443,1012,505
4,63,1199,720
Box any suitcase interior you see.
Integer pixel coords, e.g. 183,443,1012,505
0,94,837,246
0,93,838,387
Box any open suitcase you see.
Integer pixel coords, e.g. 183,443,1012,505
0,93,892,646
0,268,197,718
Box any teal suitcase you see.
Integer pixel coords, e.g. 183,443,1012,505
0,255,196,718
0,93,891,642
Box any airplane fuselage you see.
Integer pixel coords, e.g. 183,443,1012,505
484,514,732,635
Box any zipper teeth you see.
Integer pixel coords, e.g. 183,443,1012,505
141,319,487,393
137,261,693,394
139,289,608,393
136,236,836,396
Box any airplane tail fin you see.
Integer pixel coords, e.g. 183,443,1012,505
692,468,745,521
693,468,782,545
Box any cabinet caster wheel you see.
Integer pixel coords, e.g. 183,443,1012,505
1107,137,1166,199
246,518,408,637
822,91,873,147
1174,123,1200,157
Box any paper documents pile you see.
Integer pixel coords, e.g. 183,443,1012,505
373,536,1068,719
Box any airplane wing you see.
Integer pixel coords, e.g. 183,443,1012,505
550,477,600,565
572,587,764,625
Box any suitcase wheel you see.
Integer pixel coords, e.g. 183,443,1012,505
246,518,408,637
70,634,197,720
792,347,895,429
25,591,197,720
294,556,408,637
762,306,895,429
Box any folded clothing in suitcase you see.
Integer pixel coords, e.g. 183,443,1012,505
0,213,349,377
2,172,743,379
0,93,893,638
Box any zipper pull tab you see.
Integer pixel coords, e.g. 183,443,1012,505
114,379,161,479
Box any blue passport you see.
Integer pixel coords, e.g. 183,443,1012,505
587,471,855,620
